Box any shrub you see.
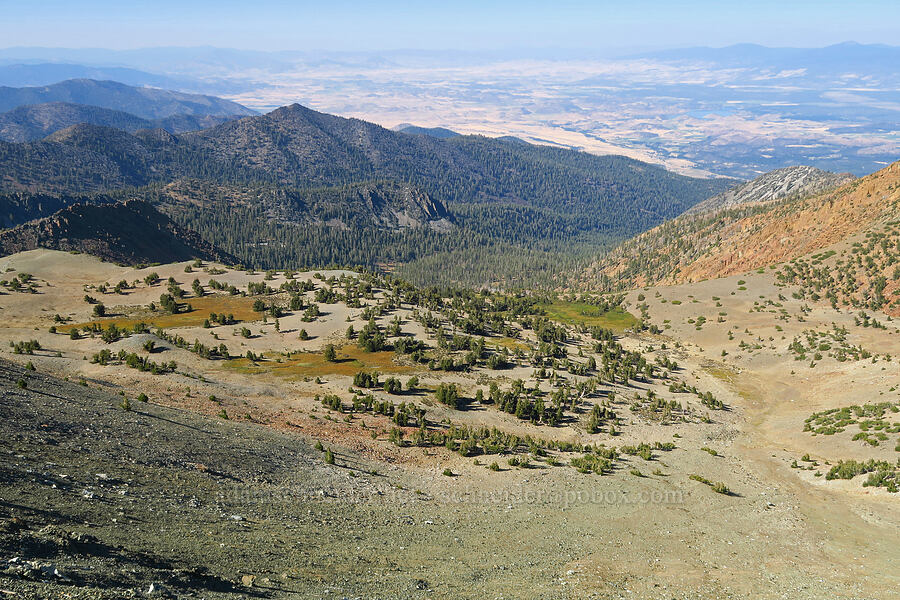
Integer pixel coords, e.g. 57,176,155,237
826,459,891,481
388,427,404,446
570,453,613,474
353,370,380,388
12,340,41,355
435,383,460,409
383,376,402,394
486,353,506,370
712,481,731,495
621,443,653,461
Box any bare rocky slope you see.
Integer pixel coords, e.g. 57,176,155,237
0,358,412,599
686,165,854,215
587,160,900,313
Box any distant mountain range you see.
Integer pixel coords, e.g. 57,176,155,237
0,62,190,89
0,102,731,218
0,100,728,191
5,43,898,75
0,79,255,119
0,84,733,286
630,42,900,77
2,44,899,178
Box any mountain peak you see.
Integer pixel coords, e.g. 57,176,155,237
44,121,135,143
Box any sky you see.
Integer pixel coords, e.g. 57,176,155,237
2,0,899,52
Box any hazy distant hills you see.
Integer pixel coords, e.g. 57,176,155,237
2,43,900,178
0,62,188,88
686,166,855,215
0,79,255,119
0,46,300,78
630,42,900,77
0,102,241,142
226,42,900,178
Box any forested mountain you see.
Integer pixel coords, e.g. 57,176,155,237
0,200,235,265
0,79,255,119
394,123,461,139
585,160,900,313
686,166,854,215
0,101,734,287
0,190,111,228
0,102,731,213
0,102,239,142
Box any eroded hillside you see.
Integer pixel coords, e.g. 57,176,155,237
588,160,900,313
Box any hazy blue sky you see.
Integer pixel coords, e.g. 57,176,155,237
4,0,899,52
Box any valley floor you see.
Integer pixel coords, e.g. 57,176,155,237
0,250,897,599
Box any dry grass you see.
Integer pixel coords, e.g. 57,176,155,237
62,295,259,332
223,344,420,379
542,301,639,331
492,337,531,353
705,364,738,384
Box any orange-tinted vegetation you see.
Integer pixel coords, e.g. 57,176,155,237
223,344,419,379
62,295,259,331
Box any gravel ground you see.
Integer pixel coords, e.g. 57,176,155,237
3,359,897,599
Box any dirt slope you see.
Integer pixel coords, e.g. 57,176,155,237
589,160,900,303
